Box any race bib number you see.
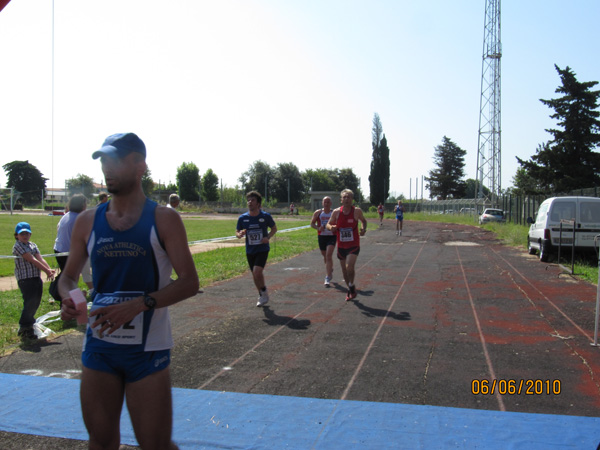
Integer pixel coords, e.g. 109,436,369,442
248,229,263,245
90,294,144,345
339,227,354,243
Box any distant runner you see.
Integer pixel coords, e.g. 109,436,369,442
311,196,336,287
395,200,404,236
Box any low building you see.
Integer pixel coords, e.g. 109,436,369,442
45,187,68,204
308,191,340,211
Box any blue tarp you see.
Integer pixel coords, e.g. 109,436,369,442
0,373,599,449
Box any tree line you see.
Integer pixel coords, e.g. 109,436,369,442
4,65,598,206
368,65,600,201
1,159,363,206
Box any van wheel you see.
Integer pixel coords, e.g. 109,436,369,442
539,246,549,262
528,238,537,255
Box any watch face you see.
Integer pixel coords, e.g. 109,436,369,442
145,296,156,308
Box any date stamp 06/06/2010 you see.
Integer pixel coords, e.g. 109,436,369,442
471,379,561,396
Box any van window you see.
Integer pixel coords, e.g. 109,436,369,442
550,201,575,222
535,203,549,223
580,201,600,222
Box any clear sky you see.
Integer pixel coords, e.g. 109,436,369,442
1,0,599,200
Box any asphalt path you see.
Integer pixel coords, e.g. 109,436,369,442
1,219,600,448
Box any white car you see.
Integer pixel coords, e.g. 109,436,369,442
527,196,600,262
479,208,504,225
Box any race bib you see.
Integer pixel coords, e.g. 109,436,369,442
320,216,333,235
89,293,144,345
248,229,263,245
339,227,354,243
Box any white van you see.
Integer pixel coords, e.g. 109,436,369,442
527,196,600,262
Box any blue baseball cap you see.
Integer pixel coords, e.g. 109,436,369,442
92,133,146,160
15,222,32,234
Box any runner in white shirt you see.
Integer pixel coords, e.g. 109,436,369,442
311,196,336,286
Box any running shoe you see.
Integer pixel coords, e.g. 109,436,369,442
324,276,331,287
349,284,357,299
18,328,37,341
256,289,269,307
345,289,352,301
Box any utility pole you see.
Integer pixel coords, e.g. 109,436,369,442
415,178,418,211
476,0,502,207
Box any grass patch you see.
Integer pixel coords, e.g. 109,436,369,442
0,281,88,356
0,213,311,353
0,214,64,276
572,259,600,282
193,227,317,288
0,213,307,277
481,221,529,248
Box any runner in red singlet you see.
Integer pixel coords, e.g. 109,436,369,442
326,189,367,301
377,203,384,226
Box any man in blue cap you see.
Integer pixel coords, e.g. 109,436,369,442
59,132,199,450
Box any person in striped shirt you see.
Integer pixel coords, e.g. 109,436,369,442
13,221,56,341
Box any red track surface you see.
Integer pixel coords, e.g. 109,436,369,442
1,219,599,448
165,219,600,417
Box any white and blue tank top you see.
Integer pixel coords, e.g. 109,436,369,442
84,198,174,353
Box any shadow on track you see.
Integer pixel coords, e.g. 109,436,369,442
350,299,411,321
261,306,311,330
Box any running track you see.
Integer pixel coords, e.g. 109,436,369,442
1,220,599,448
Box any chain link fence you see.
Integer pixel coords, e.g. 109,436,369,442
400,187,600,226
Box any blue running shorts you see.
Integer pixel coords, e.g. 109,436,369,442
82,349,171,383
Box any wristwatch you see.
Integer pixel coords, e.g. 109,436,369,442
144,295,157,310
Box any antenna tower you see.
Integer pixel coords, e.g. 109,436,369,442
476,0,501,206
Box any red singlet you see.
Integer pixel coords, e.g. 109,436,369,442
336,206,360,249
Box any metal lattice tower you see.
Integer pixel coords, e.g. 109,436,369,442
476,0,501,206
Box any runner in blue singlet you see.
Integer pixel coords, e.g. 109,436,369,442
395,200,405,236
236,190,277,307
59,132,199,450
